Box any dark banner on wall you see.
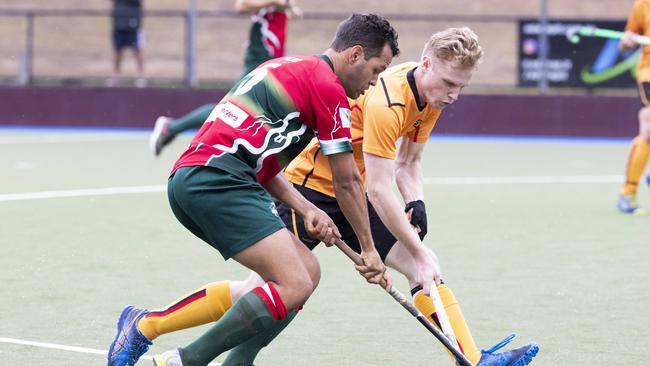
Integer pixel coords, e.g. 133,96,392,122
519,19,639,88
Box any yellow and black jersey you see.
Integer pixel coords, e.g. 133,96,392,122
627,0,650,82
283,62,442,197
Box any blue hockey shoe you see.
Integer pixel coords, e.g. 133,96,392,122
107,305,152,366
476,334,539,366
617,194,646,215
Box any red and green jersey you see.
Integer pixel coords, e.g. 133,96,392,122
171,55,353,185
243,7,287,76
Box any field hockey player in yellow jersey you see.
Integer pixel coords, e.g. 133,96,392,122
617,0,650,214
208,27,539,366
277,27,539,366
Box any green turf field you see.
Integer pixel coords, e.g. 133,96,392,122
1,130,648,365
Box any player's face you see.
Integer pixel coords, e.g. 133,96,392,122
419,56,473,109
342,44,393,99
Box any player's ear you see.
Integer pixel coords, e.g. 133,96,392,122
348,45,365,64
421,55,431,70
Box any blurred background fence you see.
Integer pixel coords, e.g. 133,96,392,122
0,0,636,94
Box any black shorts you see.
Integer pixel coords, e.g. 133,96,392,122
277,184,397,260
639,83,650,107
112,29,142,50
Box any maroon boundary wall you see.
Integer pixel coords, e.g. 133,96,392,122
0,86,643,137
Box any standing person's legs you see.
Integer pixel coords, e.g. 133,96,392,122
113,50,123,74
108,30,125,87
618,83,650,214
134,30,146,87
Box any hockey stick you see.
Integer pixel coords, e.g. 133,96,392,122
429,281,463,366
334,239,474,366
566,25,650,45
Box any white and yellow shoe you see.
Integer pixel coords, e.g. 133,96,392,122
617,194,647,215
152,349,184,366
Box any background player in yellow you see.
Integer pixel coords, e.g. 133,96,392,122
617,0,650,214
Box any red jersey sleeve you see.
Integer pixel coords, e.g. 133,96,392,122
308,78,353,156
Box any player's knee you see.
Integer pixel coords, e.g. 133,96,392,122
304,253,321,289
291,275,316,305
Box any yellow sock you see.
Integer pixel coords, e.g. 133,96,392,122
413,284,481,364
622,137,650,196
137,281,232,341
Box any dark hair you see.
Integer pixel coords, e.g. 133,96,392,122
330,14,400,59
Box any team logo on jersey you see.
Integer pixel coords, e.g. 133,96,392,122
413,119,422,128
339,107,352,128
211,102,249,128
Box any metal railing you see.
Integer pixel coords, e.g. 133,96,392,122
0,1,552,92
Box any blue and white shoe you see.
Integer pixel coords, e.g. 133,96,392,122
617,194,646,215
477,334,539,366
107,305,152,366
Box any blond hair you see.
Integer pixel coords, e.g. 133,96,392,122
422,27,483,68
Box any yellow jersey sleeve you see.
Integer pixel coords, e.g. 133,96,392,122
626,0,646,34
627,0,650,82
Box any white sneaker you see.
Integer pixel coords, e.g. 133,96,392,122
105,76,119,87
149,116,175,157
152,349,183,366
135,78,148,88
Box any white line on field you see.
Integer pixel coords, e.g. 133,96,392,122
0,134,145,144
0,336,147,359
0,336,221,365
0,175,624,202
423,175,623,185
0,185,166,202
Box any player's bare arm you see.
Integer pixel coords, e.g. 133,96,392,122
395,138,429,235
285,0,302,19
235,0,288,13
395,138,425,204
364,151,441,294
327,152,388,287
264,172,340,245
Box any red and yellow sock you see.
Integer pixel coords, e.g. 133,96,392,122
412,284,481,364
622,136,650,196
137,281,232,341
